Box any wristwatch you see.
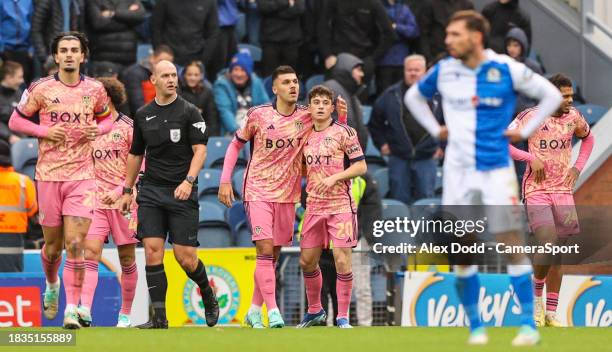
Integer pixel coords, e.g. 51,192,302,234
185,175,196,185
122,187,133,195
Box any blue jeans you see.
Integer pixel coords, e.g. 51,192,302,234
388,156,436,205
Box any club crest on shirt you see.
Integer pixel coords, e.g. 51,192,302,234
170,129,181,143
112,132,121,143
295,120,304,131
324,136,333,146
82,95,91,108
486,68,501,83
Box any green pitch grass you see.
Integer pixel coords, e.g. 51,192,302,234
12,327,612,352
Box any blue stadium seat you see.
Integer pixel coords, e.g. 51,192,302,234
20,164,36,181
412,197,441,207
263,75,273,99
305,74,324,92
232,168,245,199
365,135,381,158
381,198,411,219
241,141,251,160
197,224,232,248
198,200,226,222
197,168,221,202
235,12,246,42
11,138,38,172
235,222,253,247
362,105,372,125
378,198,412,249
373,168,389,198
225,202,246,233
137,44,152,62
576,104,607,126
435,166,443,194
237,43,262,62
205,136,231,168
365,135,386,171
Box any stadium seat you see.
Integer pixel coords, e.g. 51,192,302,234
11,138,38,172
205,136,231,168
575,104,608,126
381,198,411,218
263,75,273,99
378,198,413,249
305,74,324,92
20,164,36,181
197,169,221,202
435,166,443,194
235,12,246,42
365,135,386,172
235,222,254,247
237,43,262,62
198,200,226,223
225,202,246,233
362,105,372,125
197,200,232,246
137,44,152,62
232,168,245,198
197,224,232,248
373,168,389,198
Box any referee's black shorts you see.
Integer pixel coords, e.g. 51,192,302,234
136,182,199,247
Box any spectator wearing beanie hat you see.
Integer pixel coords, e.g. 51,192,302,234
213,51,270,135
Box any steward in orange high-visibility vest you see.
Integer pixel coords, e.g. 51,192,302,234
0,140,37,272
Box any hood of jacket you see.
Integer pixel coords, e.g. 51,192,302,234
330,53,364,95
505,26,529,60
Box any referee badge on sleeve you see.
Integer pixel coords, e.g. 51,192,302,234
170,129,181,143
192,121,207,134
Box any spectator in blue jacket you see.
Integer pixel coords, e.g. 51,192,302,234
0,0,34,83
368,55,441,205
208,0,240,80
213,51,270,134
376,0,419,94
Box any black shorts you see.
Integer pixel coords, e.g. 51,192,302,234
136,183,199,247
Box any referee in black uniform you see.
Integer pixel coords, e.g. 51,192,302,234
118,60,219,328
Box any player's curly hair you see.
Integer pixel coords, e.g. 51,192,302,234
98,77,127,108
51,31,89,58
308,85,334,103
549,73,573,89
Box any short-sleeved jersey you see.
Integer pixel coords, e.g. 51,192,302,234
509,107,589,198
130,96,209,186
303,122,365,215
15,74,111,181
92,114,133,209
417,49,550,171
235,103,312,203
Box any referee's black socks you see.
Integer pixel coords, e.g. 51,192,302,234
186,260,214,299
145,264,168,321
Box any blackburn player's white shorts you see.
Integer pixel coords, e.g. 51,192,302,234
442,163,522,234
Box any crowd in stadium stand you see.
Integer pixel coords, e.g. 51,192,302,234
0,0,565,252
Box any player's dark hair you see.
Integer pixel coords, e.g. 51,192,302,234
153,44,174,58
51,31,89,58
449,10,491,43
549,73,573,89
308,85,334,103
98,77,127,107
271,65,297,83
0,61,22,81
